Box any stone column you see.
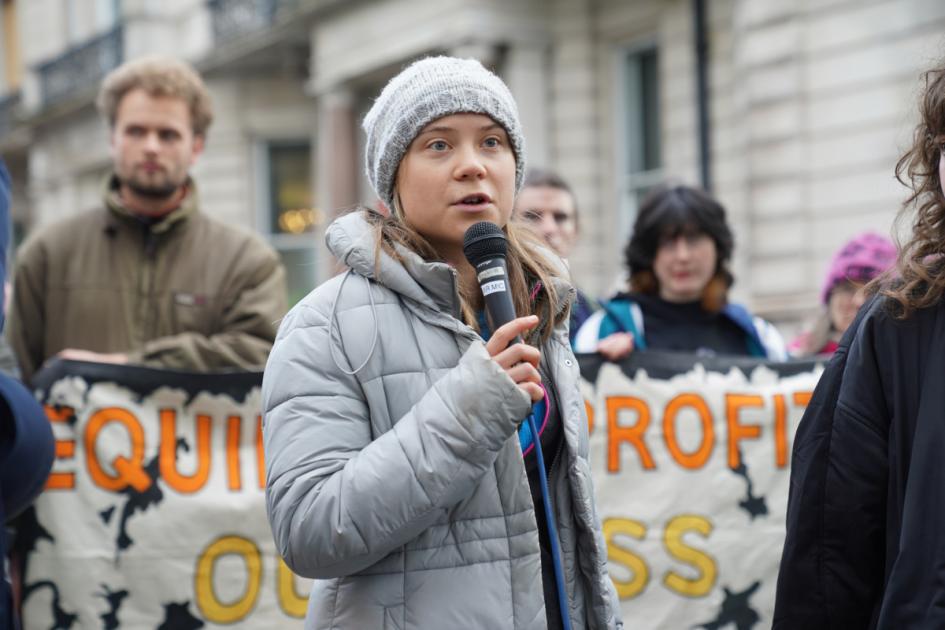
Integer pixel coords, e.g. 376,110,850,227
315,87,359,281
502,43,551,170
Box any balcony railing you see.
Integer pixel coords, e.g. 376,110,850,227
0,91,21,137
207,0,301,42
37,26,124,108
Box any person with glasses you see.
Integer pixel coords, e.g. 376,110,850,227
514,169,597,345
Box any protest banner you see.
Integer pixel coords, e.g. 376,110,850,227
17,359,309,629
578,351,823,629
17,352,823,628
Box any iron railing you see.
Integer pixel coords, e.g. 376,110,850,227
37,26,124,107
207,0,301,42
0,91,21,137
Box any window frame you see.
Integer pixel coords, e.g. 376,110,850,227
615,39,663,241
253,138,318,304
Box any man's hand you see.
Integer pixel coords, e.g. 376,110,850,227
57,349,129,364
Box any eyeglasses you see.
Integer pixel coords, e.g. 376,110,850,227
522,210,574,225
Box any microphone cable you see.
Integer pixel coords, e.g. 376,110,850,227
527,397,573,630
475,310,573,629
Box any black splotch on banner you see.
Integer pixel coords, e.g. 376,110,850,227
31,359,262,407
576,351,820,385
21,580,78,629
732,451,768,520
158,601,205,629
97,584,129,630
110,451,167,558
693,581,761,630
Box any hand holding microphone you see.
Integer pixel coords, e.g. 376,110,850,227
485,316,542,401
463,222,543,402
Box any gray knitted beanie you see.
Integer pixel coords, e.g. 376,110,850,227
362,56,526,208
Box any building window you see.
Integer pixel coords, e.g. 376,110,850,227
64,0,80,43
261,141,318,305
95,0,120,31
620,44,662,237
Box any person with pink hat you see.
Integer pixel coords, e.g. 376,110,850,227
789,231,897,357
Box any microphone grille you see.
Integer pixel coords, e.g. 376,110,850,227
463,221,508,266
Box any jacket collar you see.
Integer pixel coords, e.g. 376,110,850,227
326,211,462,317
327,211,577,329
102,173,198,235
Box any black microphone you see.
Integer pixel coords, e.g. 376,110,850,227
463,221,521,345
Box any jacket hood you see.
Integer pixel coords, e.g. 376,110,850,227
326,210,576,326
326,211,461,317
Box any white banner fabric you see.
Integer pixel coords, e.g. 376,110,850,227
19,353,823,629
19,361,310,629
579,352,823,629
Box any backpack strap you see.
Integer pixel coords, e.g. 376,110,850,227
722,303,767,358
598,299,647,350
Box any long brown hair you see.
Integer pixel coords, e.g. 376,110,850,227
879,63,945,317
364,205,566,344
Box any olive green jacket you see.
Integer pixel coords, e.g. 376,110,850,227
7,178,288,382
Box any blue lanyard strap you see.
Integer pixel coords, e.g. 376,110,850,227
519,386,547,455
527,410,573,630
476,310,572,629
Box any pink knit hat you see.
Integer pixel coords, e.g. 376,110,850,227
821,232,896,304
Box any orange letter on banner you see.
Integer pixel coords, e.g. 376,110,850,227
85,408,148,492
226,416,242,491
585,398,595,435
278,558,308,618
774,394,788,468
44,405,76,490
159,410,212,494
793,391,812,407
663,515,717,597
607,397,654,472
44,405,75,423
725,394,764,469
663,394,714,469
256,415,266,489
603,518,649,600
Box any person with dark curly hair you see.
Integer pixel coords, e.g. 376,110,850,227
573,183,785,360
775,60,945,628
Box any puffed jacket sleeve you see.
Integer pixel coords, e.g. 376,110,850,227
262,302,532,579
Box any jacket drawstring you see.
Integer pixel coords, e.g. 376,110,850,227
328,270,379,375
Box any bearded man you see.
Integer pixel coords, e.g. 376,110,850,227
7,57,287,381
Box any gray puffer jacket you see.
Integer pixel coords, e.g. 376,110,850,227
263,212,622,629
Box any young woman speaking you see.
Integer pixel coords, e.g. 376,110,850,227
262,57,621,630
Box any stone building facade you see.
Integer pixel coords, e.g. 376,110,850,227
0,0,942,324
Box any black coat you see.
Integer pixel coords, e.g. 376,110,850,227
775,294,945,629
0,158,54,629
